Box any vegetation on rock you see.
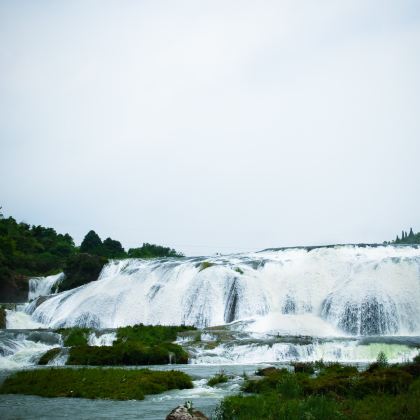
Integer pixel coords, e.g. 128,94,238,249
51,324,195,366
59,327,90,346
207,372,229,387
0,368,193,400
198,261,215,272
37,348,61,365
0,307,6,328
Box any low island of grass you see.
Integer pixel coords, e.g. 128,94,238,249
56,324,193,366
215,353,420,419
0,368,193,400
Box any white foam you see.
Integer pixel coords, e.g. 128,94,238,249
31,246,420,336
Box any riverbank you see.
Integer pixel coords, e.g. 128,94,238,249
214,356,420,419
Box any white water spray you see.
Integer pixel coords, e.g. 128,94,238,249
31,246,420,336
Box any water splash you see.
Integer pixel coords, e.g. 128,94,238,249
28,273,64,301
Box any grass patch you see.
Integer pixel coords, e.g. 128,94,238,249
208,371,229,387
59,327,90,346
67,342,189,365
115,323,194,346
0,368,193,400
216,356,420,419
198,261,215,271
55,324,195,366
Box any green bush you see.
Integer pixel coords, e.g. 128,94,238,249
208,372,229,387
59,327,90,346
0,368,193,400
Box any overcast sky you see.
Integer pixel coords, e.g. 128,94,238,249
1,1,419,256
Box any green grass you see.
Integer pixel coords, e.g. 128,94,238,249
67,342,189,365
50,324,195,366
208,372,229,387
115,323,195,346
59,327,90,346
198,261,215,271
215,357,420,419
0,368,193,400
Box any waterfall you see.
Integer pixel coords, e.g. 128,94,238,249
28,273,64,301
30,245,420,336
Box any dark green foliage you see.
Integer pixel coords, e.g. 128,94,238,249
217,359,420,419
293,362,315,374
115,323,195,346
79,230,103,255
0,216,75,278
58,253,107,292
102,237,125,258
59,327,90,346
0,307,6,328
66,324,194,366
38,348,61,365
0,368,193,400
0,211,184,297
215,394,341,420
127,243,183,258
208,371,229,386
67,342,188,366
393,227,420,244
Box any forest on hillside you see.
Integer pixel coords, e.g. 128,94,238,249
0,208,182,300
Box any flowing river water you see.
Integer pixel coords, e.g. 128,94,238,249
1,245,420,418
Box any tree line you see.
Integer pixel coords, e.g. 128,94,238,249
392,227,420,245
0,208,182,297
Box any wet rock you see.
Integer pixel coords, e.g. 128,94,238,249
256,366,277,376
0,308,6,328
166,404,208,420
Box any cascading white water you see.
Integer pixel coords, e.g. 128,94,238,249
31,246,420,336
87,332,117,346
189,340,419,365
28,273,64,301
0,331,62,369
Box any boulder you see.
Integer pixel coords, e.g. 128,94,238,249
166,405,208,420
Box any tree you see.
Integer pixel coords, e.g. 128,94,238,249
409,228,414,238
102,237,125,258
80,230,103,255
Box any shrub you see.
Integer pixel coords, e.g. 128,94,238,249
59,327,90,346
293,362,315,374
208,371,229,387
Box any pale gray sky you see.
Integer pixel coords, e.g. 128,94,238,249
1,0,419,255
